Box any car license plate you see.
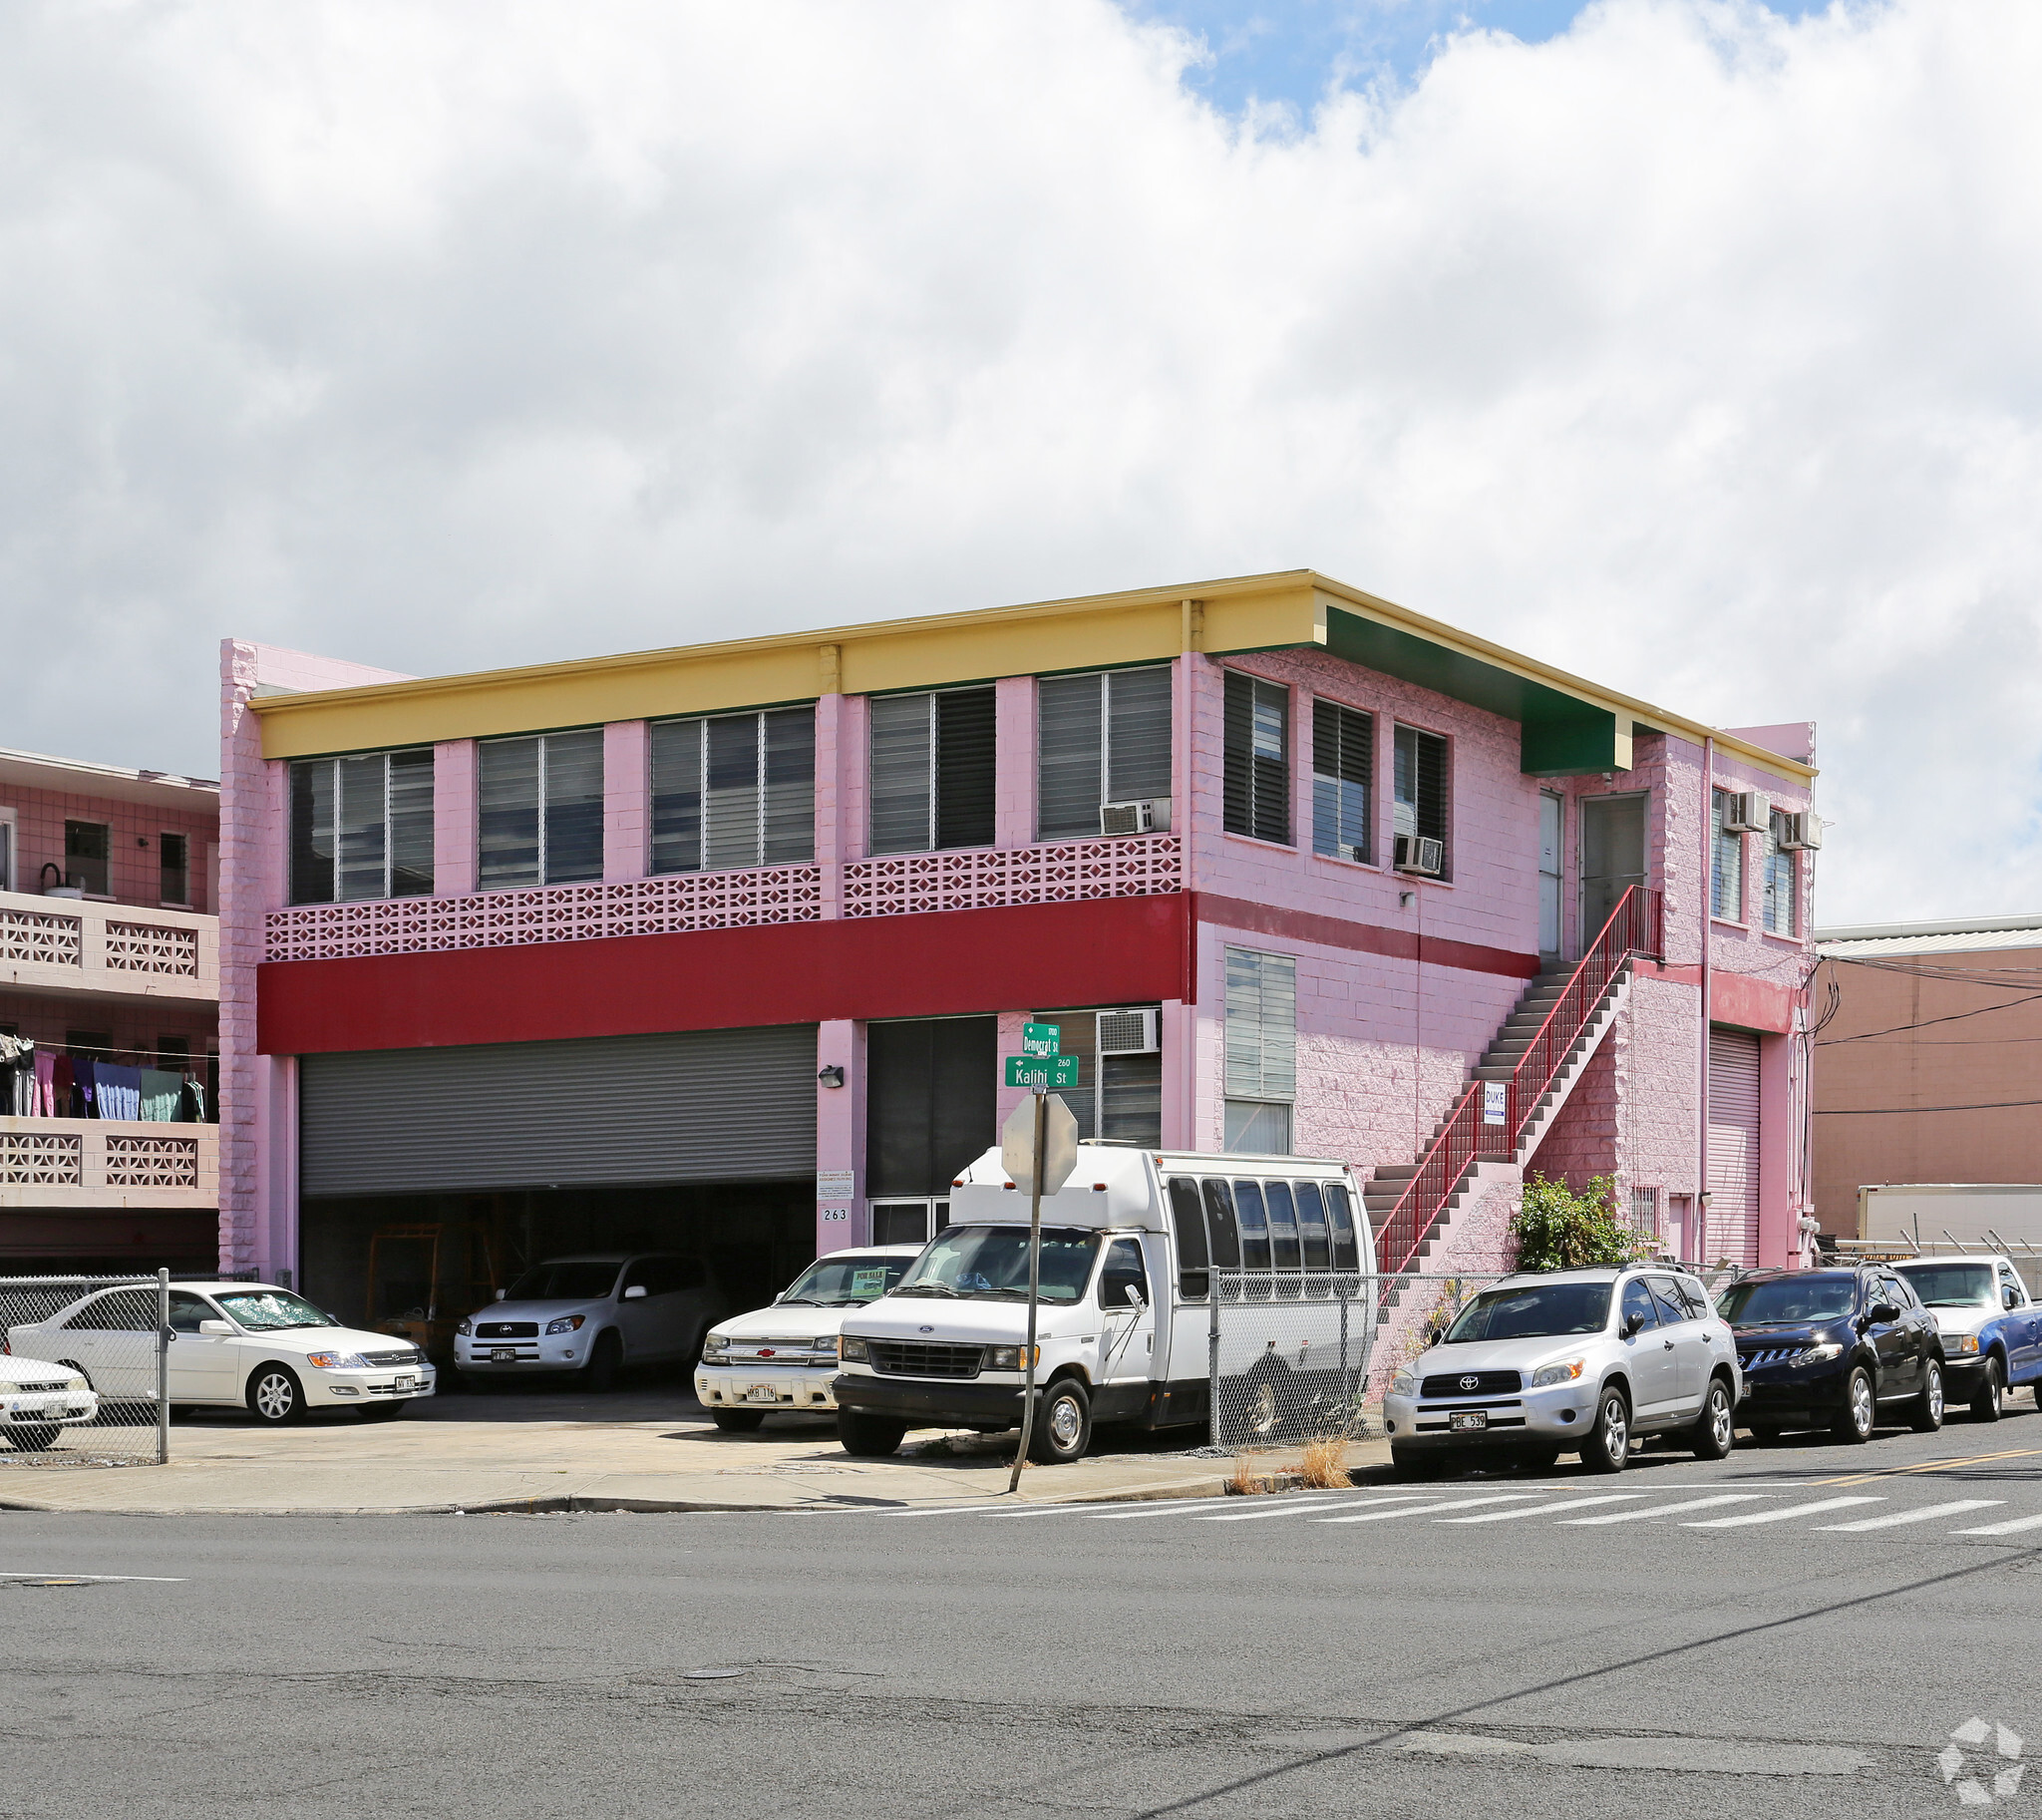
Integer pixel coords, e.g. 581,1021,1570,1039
393,1374,417,1390
491,1348,515,1363
1449,1410,1488,1432
746,1385,778,1404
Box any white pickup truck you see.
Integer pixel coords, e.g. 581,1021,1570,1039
1891,1254,2042,1421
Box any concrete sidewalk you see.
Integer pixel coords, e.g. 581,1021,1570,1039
0,1384,1395,1516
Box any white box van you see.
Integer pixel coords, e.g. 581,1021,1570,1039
832,1143,1374,1463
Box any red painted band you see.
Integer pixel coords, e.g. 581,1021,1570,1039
1189,893,1541,980
256,894,1192,1056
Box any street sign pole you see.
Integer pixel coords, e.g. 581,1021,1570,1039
1008,1087,1047,1495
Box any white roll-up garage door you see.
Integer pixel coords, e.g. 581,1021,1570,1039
1707,1027,1762,1267
299,1025,818,1198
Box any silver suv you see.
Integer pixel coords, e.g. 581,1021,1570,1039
1383,1268,1741,1475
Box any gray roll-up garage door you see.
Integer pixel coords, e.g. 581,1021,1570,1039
300,1025,818,1198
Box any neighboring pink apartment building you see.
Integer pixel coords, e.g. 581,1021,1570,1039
218,572,1818,1346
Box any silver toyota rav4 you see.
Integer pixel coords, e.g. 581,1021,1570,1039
1383,1267,1742,1476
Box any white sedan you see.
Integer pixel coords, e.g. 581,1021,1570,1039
8,1282,436,1426
0,1353,98,1452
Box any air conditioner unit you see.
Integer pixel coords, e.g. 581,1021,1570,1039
1099,798,1168,837
1721,791,1768,834
1095,1007,1160,1054
1393,834,1444,877
1777,811,1823,851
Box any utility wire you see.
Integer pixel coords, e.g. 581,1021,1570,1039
1816,1097,2042,1116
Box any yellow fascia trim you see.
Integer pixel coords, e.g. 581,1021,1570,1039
1310,576,1815,785
251,573,1322,759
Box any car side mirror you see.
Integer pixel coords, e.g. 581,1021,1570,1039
197,1319,233,1337
1126,1284,1146,1310
1871,1300,1898,1322
1622,1310,1646,1338
623,1284,648,1300
2006,1289,2022,1312
495,1288,507,1300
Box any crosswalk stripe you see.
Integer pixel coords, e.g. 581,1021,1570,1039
1198,1495,1430,1522
1817,1501,2004,1533
1557,1494,1769,1525
1684,1497,1881,1530
1436,1494,1644,1524
1314,1493,1540,1524
1950,1512,2042,1537
1082,1497,1308,1520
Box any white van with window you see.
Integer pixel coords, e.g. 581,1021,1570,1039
832,1144,1373,1463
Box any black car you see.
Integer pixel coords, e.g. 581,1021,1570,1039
1719,1267,1945,1444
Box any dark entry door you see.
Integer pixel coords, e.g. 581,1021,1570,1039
865,1017,997,1199
1580,794,1647,944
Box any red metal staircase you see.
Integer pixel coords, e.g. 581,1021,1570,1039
1369,887,1664,1279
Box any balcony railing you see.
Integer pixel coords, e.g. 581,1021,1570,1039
0,1117,217,1209
263,834,1186,963
0,889,217,1002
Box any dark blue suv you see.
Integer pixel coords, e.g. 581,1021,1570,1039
1719,1267,1945,1444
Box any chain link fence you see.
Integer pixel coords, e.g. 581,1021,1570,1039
0,1273,168,1466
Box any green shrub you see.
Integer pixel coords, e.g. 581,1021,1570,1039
1509,1172,1646,1272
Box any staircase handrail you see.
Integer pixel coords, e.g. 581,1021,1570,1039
1374,886,1664,1275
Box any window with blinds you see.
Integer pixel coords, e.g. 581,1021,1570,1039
1223,946,1296,1154
1711,789,1744,921
1025,1006,1163,1145
1762,811,1798,935
288,749,435,905
478,730,604,890
1036,667,1173,840
1223,672,1290,845
649,707,815,873
868,687,996,854
1392,725,1448,865
1311,701,1373,863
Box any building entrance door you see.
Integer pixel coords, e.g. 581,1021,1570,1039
1581,794,1647,944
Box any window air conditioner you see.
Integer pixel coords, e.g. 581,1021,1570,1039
1095,1007,1161,1054
1099,798,1168,837
1722,791,1768,834
1393,834,1445,877
1777,811,1822,851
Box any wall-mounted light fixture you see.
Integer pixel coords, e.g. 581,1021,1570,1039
817,1065,846,1089
1399,891,1416,910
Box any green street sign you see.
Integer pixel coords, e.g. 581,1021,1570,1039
1021,1022,1061,1057
1006,1053,1080,1090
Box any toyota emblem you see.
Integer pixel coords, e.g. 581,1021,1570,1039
1460,1374,1480,1390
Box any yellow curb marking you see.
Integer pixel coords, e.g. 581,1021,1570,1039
1815,1447,2042,1488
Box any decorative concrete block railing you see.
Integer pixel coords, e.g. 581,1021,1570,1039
0,890,217,1001
262,835,1184,962
0,1117,217,1209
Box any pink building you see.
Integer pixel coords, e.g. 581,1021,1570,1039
217,572,1817,1342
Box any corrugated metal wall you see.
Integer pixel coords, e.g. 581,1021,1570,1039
300,1025,818,1198
1707,1026,1762,1266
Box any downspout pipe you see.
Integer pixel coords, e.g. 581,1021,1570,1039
1698,736,1713,1266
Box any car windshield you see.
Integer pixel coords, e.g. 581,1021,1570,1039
1716,1275,1857,1325
1896,1264,1996,1309
1443,1282,1611,1342
892,1227,1100,1303
506,1263,620,1302
778,1256,915,1306
213,1290,340,1332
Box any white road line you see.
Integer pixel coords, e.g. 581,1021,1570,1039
1198,1496,1430,1523
0,1572,185,1583
1558,1494,1770,1525
1950,1512,2042,1537
1314,1493,1540,1524
1684,1497,1882,1530
1436,1494,1645,1524
1817,1501,2005,1533
1084,1496,1336,1520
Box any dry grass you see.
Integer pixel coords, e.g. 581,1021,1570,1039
1297,1436,1353,1490
1227,1452,1286,1496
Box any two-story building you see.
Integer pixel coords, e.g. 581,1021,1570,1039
0,747,220,1274
220,571,1818,1330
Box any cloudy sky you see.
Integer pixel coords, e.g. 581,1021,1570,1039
2,0,2034,923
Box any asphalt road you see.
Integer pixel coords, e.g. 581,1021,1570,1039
6,1409,2042,1819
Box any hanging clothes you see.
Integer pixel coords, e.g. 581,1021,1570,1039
98,1063,143,1123
14,1039,35,1117
178,1078,207,1123
33,1049,56,1118
66,1055,93,1118
140,1069,182,1122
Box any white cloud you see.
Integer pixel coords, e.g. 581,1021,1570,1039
1,0,2037,920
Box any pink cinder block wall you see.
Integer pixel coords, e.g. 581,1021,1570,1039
603,721,650,882
218,640,413,1279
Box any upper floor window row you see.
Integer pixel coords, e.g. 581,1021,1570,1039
869,686,997,855
1037,666,1173,840
651,708,815,873
480,730,604,891
289,749,435,906
1225,670,1450,876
